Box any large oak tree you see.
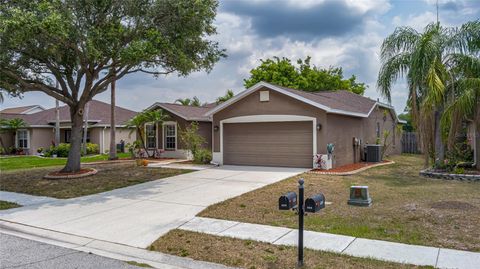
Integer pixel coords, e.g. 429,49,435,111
0,0,225,172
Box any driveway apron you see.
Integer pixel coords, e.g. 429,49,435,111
0,166,306,248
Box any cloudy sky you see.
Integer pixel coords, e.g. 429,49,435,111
2,0,479,113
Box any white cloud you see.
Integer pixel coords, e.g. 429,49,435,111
392,11,438,31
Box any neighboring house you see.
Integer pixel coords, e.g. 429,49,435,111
0,105,45,114
144,81,402,168
207,82,402,168
143,102,213,159
0,100,137,154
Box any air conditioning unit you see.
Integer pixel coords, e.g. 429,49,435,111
365,144,382,162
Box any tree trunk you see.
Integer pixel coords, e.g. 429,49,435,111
61,105,84,173
475,103,480,171
433,107,445,167
109,79,117,160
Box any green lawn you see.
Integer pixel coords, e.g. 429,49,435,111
199,154,480,251
0,153,131,171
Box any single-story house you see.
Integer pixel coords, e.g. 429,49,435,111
145,81,402,168
143,102,213,159
0,100,137,154
0,105,46,115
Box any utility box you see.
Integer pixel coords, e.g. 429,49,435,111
365,144,382,162
348,186,372,207
305,194,325,213
279,192,297,210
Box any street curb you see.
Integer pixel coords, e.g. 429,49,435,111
0,220,236,269
308,161,395,175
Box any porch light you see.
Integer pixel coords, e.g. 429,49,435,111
214,125,219,132
316,123,322,131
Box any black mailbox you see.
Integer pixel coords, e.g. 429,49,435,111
279,191,297,210
305,193,325,213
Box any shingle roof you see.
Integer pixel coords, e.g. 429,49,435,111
0,100,137,126
0,105,43,114
206,81,389,118
151,103,212,121
277,86,376,115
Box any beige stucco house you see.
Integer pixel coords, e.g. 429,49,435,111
143,102,213,159
145,81,402,168
0,100,137,154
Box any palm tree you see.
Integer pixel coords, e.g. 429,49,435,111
175,98,192,106
190,96,201,107
377,21,477,167
175,97,202,106
125,109,169,157
440,23,480,168
216,89,234,104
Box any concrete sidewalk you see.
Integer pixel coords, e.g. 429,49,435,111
0,191,58,206
179,217,480,269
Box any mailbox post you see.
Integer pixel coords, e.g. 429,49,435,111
298,178,305,267
278,178,325,268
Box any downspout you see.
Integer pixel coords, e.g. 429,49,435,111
102,126,107,154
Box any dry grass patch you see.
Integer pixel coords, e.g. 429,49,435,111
199,154,480,251
151,229,431,269
0,200,21,210
0,162,192,199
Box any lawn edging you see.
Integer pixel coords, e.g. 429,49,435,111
308,160,395,175
419,169,480,181
43,168,98,179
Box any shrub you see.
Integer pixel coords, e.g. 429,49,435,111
55,143,70,157
193,148,212,164
37,147,44,153
179,122,205,157
453,167,465,174
86,143,99,155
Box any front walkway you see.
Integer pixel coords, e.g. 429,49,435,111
179,217,480,269
0,165,306,248
0,191,58,206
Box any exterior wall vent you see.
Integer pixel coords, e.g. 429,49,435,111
259,90,269,102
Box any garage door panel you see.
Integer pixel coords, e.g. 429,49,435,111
223,121,313,168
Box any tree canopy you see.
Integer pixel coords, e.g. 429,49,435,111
244,56,367,95
0,0,225,172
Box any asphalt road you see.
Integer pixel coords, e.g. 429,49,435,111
0,233,148,269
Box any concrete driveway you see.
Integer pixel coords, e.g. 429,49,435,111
0,165,306,248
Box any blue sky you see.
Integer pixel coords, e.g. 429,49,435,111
2,0,479,113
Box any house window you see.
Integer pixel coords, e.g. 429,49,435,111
145,124,156,149
17,130,29,148
376,122,381,138
65,130,71,143
164,123,176,150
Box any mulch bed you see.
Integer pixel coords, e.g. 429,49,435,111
44,168,98,179
310,160,393,175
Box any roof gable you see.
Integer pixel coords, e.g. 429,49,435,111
0,100,137,126
0,105,45,114
146,102,211,121
205,81,401,122
206,81,382,118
